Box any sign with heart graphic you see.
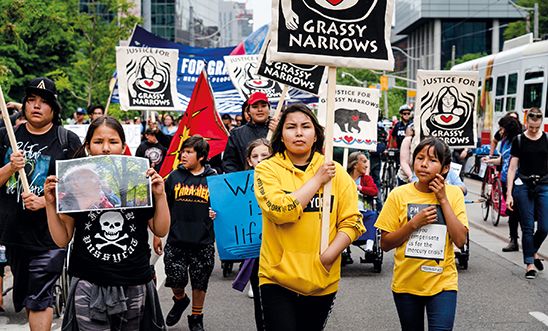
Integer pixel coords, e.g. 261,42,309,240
415,70,479,148
317,84,379,151
224,54,284,102
115,46,182,111
268,0,394,70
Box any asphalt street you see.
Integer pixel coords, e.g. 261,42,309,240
0,178,547,330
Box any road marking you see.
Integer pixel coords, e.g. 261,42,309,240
530,312,548,326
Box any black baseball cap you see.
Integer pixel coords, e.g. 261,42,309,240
25,77,61,112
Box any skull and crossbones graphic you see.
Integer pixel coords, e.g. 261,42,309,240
95,211,129,250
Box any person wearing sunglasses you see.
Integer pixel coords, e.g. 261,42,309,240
390,104,413,150
506,107,547,279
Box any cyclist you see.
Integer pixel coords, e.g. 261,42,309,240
390,104,413,150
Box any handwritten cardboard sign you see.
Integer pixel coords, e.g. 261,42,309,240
404,204,447,261
208,170,262,260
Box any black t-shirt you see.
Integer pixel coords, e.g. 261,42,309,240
510,133,548,177
68,207,155,286
0,125,81,250
391,121,409,149
135,141,167,172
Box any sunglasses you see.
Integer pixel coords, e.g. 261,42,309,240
401,112,411,116
527,113,543,120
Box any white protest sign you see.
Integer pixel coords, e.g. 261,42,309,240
64,125,142,156
269,0,395,70
317,85,379,151
415,70,479,148
116,46,182,111
404,204,447,261
450,162,462,176
224,55,284,102
258,32,327,96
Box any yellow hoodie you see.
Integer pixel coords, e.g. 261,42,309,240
254,151,365,296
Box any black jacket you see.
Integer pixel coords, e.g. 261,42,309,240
165,165,217,246
222,122,269,173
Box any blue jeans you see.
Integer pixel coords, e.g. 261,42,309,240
513,183,548,265
393,291,457,331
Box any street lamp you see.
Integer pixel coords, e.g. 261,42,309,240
340,71,367,87
508,0,539,40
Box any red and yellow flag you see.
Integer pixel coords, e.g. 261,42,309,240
159,71,229,177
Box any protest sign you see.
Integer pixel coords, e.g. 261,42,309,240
208,171,262,260
64,125,142,155
116,46,182,111
269,0,395,70
56,155,152,213
404,204,447,261
317,85,379,151
224,54,284,101
258,33,326,96
415,70,479,148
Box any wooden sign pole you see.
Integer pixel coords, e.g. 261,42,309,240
0,86,30,194
104,77,117,115
321,67,337,254
266,84,288,141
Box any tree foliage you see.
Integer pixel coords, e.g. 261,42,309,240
504,0,548,40
444,52,487,70
0,0,139,120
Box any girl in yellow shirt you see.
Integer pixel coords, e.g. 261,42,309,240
375,137,468,331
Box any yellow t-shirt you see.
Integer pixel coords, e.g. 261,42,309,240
375,183,468,296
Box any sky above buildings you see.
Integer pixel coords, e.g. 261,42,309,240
248,0,272,30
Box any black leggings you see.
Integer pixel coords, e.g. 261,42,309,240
260,284,335,331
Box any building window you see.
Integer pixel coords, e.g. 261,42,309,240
441,21,488,69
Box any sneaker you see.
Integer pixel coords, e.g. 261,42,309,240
188,314,204,331
525,269,537,279
247,286,254,299
502,239,518,252
534,258,544,271
165,295,190,326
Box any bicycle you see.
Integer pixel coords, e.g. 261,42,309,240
380,148,399,201
479,162,504,226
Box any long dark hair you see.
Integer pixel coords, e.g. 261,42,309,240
73,116,126,158
270,103,325,159
498,115,521,142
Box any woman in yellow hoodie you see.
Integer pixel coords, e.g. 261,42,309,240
254,104,365,331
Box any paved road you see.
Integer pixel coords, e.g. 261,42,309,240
1,179,547,330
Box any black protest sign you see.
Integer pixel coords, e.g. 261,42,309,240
269,0,394,70
415,70,479,148
258,33,326,95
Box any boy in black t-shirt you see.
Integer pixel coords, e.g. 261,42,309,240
161,135,217,330
136,128,167,172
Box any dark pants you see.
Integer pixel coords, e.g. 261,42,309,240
393,291,457,331
249,259,264,331
514,183,548,265
260,284,335,331
502,183,520,239
369,152,382,189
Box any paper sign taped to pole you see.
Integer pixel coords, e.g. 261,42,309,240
116,46,182,111
317,85,379,151
269,0,395,70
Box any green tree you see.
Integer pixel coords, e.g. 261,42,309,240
0,0,139,120
504,0,548,40
444,52,487,70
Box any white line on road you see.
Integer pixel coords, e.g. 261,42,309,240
530,312,548,326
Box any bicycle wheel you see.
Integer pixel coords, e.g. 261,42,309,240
389,164,398,191
480,174,490,221
380,163,390,201
490,178,503,226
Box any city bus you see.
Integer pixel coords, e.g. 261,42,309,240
451,34,548,143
